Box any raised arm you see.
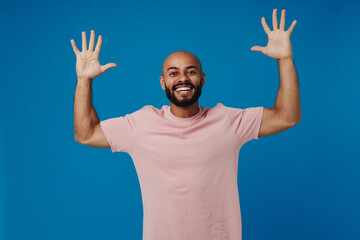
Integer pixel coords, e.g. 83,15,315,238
251,9,301,138
71,30,117,147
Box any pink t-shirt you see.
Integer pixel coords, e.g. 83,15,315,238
100,103,264,240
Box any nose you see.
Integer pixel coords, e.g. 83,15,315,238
178,71,189,81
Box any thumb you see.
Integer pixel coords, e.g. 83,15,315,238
101,63,117,73
251,46,265,53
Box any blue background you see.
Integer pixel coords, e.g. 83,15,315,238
1,0,359,239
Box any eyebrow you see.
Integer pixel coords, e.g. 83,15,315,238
167,65,198,72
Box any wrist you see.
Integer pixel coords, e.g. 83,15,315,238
77,76,93,83
277,56,294,63
77,76,93,80
76,77,93,88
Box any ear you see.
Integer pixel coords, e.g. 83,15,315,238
160,76,165,91
201,72,205,88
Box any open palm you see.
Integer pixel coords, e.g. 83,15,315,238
251,9,297,60
71,30,116,80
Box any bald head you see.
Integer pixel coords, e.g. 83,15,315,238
161,51,202,77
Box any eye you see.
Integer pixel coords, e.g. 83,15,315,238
170,72,177,76
188,71,196,74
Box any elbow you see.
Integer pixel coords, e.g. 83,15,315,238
289,117,301,126
75,134,86,144
74,128,95,145
75,135,81,143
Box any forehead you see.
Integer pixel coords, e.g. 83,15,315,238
163,53,200,70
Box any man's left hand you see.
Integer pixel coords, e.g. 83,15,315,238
251,9,297,60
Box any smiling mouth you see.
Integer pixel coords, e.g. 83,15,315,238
175,86,193,96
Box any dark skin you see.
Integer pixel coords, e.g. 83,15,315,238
72,8,301,149
160,51,205,118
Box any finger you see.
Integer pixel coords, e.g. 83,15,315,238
279,9,286,31
251,46,265,53
95,35,102,54
287,20,297,35
261,17,271,35
70,39,80,55
88,30,95,51
82,31,87,52
272,8,278,30
100,63,117,74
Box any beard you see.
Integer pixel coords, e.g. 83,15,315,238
164,79,203,107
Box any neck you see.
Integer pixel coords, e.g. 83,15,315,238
169,102,200,118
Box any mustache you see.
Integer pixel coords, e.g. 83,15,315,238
173,83,195,90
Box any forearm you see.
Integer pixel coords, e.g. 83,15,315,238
74,78,100,141
274,57,301,124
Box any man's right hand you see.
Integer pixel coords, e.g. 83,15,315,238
71,30,117,80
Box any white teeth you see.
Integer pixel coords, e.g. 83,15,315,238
176,87,191,92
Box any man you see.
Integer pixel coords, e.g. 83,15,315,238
72,8,301,240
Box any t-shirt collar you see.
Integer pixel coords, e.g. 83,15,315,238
164,105,205,123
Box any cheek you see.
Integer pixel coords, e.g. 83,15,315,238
164,81,174,90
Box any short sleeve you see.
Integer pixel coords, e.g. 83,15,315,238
100,108,143,153
222,104,264,145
